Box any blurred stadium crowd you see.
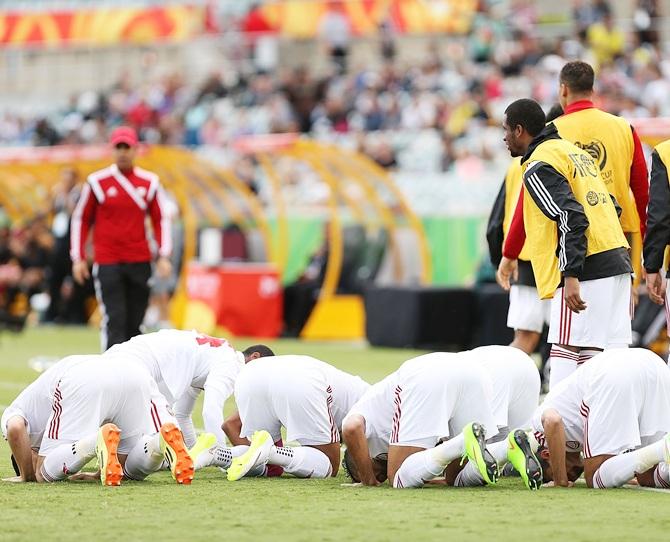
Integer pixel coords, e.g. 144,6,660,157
0,0,667,173
0,0,667,328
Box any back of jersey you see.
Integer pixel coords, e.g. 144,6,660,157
107,329,234,404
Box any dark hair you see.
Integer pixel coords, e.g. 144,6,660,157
242,344,275,358
545,103,564,122
504,99,546,137
560,61,595,93
341,449,359,482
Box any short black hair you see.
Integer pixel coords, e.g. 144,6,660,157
545,103,564,122
560,61,595,93
11,454,19,477
342,449,359,482
504,99,546,137
242,344,275,358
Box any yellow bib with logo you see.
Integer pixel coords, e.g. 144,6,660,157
523,138,629,299
553,108,637,232
502,158,531,262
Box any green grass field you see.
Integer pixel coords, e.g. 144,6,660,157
0,327,668,542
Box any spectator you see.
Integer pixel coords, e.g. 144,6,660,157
587,11,625,67
318,2,352,74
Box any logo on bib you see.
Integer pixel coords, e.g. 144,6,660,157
586,191,599,206
574,139,607,171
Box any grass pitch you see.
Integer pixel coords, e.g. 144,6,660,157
0,327,668,542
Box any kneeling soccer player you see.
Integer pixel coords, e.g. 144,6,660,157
343,352,520,489
2,355,92,482
227,355,370,480
531,348,670,488
36,355,193,486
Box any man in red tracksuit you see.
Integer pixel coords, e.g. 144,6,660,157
70,127,172,350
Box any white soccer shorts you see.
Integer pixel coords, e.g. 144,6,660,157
581,352,670,458
389,358,499,449
507,284,551,334
39,357,173,455
548,273,632,348
235,365,339,446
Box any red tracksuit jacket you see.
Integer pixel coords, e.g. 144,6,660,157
70,164,172,265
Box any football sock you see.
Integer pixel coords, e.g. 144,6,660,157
548,346,579,390
393,436,465,489
653,462,670,488
454,462,485,487
123,434,164,481
268,446,332,478
40,433,98,482
577,348,600,366
593,439,666,489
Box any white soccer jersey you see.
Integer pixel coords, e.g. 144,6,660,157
531,348,670,456
105,329,243,444
235,355,370,445
466,345,541,431
1,355,91,449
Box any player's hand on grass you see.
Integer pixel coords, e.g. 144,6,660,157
563,277,586,313
496,257,518,291
72,260,90,285
544,480,574,488
68,471,101,482
645,272,665,305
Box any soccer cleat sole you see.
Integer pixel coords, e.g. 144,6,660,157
161,423,195,485
97,423,123,487
510,430,543,491
465,422,499,485
227,430,271,482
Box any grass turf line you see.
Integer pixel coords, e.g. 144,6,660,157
0,326,668,542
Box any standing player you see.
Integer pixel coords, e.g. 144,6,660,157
553,61,648,284
486,105,564,355
226,355,369,480
105,329,273,447
70,126,173,351
487,157,550,354
497,99,631,389
531,349,670,489
643,139,670,320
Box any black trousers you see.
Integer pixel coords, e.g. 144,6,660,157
93,262,151,351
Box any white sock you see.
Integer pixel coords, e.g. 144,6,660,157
123,434,164,481
429,434,465,467
549,346,579,390
453,438,509,487
593,439,667,489
40,433,98,482
577,348,600,366
653,462,670,488
267,446,332,478
393,436,465,489
487,439,509,466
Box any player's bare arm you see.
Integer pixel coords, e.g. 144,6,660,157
223,411,249,445
342,415,380,486
542,408,571,487
5,416,36,482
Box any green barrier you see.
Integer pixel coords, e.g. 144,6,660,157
272,216,487,287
